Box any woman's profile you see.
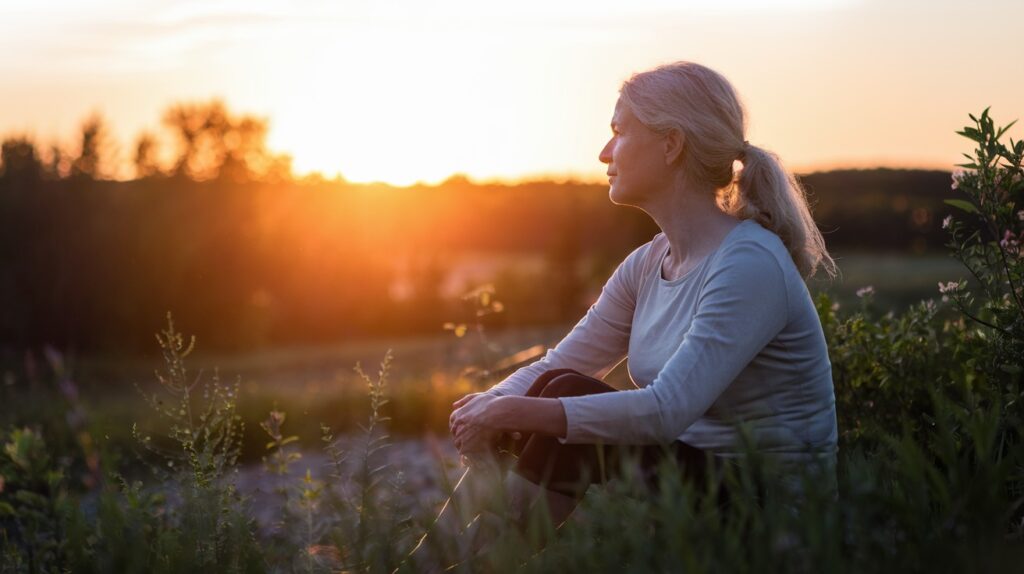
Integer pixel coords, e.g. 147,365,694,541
419,60,838,567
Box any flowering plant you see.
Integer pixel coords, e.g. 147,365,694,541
942,108,1023,373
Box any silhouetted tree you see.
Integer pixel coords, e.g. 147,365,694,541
71,113,112,180
43,143,68,180
133,132,162,179
0,136,42,187
162,100,290,182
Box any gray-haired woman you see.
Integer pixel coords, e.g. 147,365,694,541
422,61,838,567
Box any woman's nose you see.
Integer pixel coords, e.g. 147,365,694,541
598,139,613,164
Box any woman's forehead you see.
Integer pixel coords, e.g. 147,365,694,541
611,100,634,125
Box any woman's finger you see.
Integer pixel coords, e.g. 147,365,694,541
449,402,469,428
452,392,481,409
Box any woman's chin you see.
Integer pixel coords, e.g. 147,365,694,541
608,184,635,206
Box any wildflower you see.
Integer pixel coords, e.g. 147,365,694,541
1000,229,1020,252
942,215,952,229
1003,228,1019,246
938,281,959,294
951,169,968,190
856,286,875,298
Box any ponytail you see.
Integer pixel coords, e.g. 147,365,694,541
725,144,836,279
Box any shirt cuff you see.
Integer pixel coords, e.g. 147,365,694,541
556,396,583,444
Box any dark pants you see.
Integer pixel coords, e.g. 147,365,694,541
501,369,722,501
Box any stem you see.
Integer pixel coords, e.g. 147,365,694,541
993,236,1024,319
954,296,1018,339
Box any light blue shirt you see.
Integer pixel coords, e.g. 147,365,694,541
488,220,837,464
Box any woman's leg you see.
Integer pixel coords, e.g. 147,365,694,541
505,372,619,530
512,372,617,494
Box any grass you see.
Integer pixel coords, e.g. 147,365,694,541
811,251,968,309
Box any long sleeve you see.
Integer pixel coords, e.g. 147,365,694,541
484,242,651,397
557,240,790,444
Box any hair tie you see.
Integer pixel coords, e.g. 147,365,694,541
738,140,750,161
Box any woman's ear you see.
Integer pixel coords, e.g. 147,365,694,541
663,129,685,166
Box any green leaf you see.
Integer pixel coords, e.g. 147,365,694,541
944,199,978,214
957,128,983,142
995,119,1018,140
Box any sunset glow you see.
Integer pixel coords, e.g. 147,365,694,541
1,0,1021,185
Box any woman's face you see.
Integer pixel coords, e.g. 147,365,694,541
599,99,673,207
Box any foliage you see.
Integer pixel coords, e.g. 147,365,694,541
162,100,292,182
943,108,1024,378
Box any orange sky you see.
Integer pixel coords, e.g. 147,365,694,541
1,0,1021,185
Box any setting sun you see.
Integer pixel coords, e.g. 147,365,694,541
2,0,1022,184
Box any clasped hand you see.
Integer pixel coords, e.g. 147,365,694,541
449,392,502,460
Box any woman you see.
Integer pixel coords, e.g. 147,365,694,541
443,60,837,554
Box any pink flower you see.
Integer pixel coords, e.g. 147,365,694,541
1000,229,1020,252
856,286,875,298
1003,228,1019,246
942,215,952,229
938,281,959,294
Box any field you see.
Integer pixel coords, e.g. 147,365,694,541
46,252,962,459
3,237,1022,571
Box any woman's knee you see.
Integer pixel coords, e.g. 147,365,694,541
538,373,616,399
526,368,582,397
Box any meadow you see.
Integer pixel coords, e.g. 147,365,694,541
46,249,964,464
1,111,1022,572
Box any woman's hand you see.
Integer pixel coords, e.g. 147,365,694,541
449,393,503,456
449,392,484,440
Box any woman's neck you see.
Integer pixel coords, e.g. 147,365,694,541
642,183,740,279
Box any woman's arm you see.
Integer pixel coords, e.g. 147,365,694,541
450,241,650,456
451,395,567,454
481,241,651,398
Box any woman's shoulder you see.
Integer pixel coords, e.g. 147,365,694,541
705,220,800,293
608,234,665,294
717,220,793,270
619,233,666,271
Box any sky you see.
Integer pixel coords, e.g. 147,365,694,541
1,0,1021,185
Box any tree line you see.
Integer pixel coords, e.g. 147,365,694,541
0,102,956,353
0,100,292,185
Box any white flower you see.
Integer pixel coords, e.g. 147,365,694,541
951,169,968,190
856,286,875,298
942,215,952,229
